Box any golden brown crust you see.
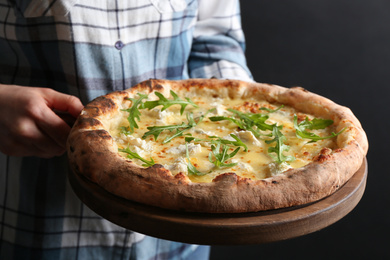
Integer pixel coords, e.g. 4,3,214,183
67,79,368,213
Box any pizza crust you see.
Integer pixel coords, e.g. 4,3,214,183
67,79,368,213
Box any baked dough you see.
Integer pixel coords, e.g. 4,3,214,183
67,79,368,213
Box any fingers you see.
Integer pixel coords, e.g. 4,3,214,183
44,89,84,118
34,105,72,150
0,85,84,158
36,89,84,151
0,116,66,158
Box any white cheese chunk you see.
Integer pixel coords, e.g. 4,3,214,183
164,157,188,175
191,127,216,136
119,134,153,152
142,108,178,125
209,100,228,116
154,109,176,125
226,130,262,147
201,161,216,172
231,160,254,172
268,162,292,176
167,143,201,155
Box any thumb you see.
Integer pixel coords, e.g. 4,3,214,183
44,89,84,118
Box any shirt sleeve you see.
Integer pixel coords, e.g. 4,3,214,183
188,0,253,81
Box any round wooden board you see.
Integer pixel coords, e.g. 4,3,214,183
68,158,367,245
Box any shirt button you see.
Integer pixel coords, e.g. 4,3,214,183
115,40,124,50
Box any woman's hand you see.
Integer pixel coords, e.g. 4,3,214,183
0,85,84,158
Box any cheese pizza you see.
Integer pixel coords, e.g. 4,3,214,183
67,79,368,213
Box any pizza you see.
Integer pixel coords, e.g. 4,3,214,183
67,79,368,213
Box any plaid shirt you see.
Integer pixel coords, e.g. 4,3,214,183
0,0,251,259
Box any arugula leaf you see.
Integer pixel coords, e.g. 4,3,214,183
120,126,132,135
209,115,247,130
184,135,201,144
259,105,284,114
209,109,276,138
265,126,295,164
210,114,263,137
142,122,188,142
185,143,207,176
143,90,198,115
209,143,240,168
185,135,241,168
184,135,201,143
122,93,149,133
210,134,248,152
296,116,333,130
142,112,206,143
294,115,346,142
118,147,155,167
185,134,248,152
228,109,275,131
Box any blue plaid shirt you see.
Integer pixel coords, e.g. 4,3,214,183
0,0,251,259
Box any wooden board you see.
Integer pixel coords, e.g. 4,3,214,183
68,158,367,245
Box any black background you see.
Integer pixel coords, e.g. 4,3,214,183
211,1,389,259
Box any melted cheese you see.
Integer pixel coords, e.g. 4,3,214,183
111,91,337,183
